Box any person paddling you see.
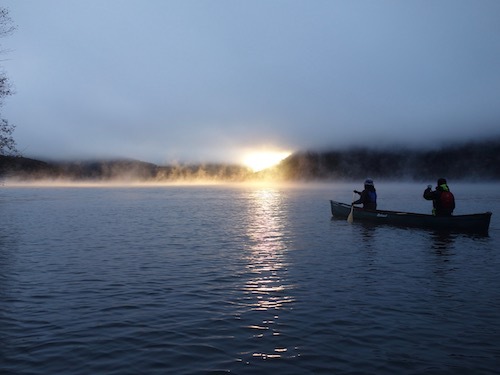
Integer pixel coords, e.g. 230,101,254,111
352,179,377,210
423,178,455,216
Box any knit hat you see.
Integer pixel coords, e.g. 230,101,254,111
437,178,447,186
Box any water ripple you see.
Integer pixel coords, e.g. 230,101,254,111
1,185,500,374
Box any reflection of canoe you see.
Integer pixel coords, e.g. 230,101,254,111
330,200,492,234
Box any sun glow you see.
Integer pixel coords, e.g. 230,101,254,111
243,151,292,172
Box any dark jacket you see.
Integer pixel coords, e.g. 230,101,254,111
353,186,377,210
423,183,455,216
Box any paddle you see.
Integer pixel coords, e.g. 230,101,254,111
347,192,355,223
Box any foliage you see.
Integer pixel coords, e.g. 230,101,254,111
278,138,500,181
0,7,17,156
1,139,499,181
0,118,16,154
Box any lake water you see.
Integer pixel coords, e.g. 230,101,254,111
1,181,499,374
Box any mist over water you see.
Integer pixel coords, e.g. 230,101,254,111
1,182,499,374
2,137,499,185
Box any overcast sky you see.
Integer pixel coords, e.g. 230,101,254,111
2,0,500,165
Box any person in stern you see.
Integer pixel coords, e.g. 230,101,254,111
423,177,455,216
352,178,377,210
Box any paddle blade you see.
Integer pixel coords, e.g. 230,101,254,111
347,206,354,223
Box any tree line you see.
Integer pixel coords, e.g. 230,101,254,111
273,138,500,181
2,138,499,181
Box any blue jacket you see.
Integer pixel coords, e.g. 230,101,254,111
353,187,377,210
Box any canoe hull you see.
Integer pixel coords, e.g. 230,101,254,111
330,200,492,234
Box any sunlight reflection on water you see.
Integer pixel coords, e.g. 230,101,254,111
2,183,499,374
242,187,295,360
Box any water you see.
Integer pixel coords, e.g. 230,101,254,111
1,182,499,374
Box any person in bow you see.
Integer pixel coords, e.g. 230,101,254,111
353,178,377,210
423,178,455,216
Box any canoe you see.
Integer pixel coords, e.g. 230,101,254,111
330,200,492,234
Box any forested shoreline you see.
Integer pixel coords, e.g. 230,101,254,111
1,138,499,182
272,138,500,181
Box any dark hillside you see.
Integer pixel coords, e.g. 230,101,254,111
276,139,500,181
0,157,158,181
0,156,53,178
2,138,499,181
0,157,252,182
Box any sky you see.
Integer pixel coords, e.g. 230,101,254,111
1,0,500,165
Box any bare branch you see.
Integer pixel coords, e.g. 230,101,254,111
0,7,17,157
